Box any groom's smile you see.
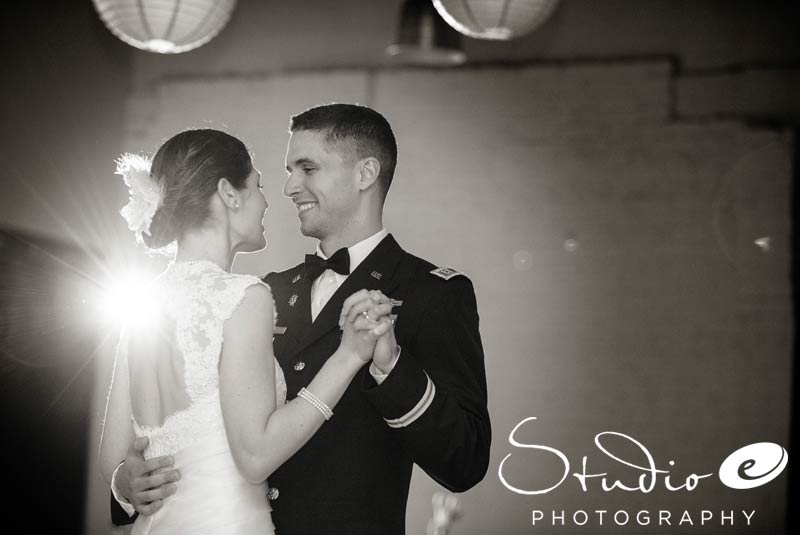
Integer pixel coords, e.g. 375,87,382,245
295,201,317,214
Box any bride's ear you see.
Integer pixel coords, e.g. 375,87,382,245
217,178,240,210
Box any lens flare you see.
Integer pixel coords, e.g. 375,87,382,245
96,271,158,329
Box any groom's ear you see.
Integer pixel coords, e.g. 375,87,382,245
216,178,239,209
357,157,381,191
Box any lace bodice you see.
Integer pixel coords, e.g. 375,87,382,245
129,260,287,459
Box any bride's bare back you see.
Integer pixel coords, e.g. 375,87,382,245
128,314,192,429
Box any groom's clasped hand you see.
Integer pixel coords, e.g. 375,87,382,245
339,289,397,364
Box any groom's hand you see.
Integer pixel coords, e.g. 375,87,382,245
339,290,395,362
117,437,181,516
372,318,399,374
339,290,392,326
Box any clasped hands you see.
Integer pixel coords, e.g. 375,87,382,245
338,289,399,374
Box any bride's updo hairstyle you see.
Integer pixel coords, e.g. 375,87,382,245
143,129,253,250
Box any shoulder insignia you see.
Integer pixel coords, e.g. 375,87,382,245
430,265,465,280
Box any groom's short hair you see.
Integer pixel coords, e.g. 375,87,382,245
290,103,398,199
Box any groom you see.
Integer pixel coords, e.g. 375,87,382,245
112,104,490,534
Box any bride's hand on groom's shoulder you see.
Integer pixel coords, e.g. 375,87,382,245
339,290,395,363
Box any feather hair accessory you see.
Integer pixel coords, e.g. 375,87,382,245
116,153,161,243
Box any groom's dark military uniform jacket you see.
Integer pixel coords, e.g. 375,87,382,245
265,234,490,535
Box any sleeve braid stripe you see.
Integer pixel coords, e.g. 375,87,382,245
384,373,435,428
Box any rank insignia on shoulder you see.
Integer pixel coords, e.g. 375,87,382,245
430,265,465,280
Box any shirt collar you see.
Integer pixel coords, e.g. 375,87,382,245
315,229,388,274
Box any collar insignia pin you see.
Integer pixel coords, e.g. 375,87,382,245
288,294,298,307
371,271,382,280
292,274,301,283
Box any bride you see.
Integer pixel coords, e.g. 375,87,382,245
98,129,394,534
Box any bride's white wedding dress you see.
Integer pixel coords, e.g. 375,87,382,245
125,260,286,535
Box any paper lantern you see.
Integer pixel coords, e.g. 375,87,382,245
432,0,559,40
92,0,237,54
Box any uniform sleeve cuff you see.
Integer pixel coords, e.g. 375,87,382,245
363,348,435,427
111,462,136,517
384,374,435,428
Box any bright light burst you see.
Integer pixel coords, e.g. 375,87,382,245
96,270,158,329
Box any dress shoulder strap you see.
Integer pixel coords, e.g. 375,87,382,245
215,273,273,323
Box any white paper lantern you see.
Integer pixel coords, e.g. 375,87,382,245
432,0,559,40
92,0,237,54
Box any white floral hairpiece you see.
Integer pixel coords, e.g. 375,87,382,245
116,153,161,243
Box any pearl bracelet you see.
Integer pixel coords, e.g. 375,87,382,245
298,387,333,421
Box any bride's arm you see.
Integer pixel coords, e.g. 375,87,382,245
219,285,391,484
98,331,136,484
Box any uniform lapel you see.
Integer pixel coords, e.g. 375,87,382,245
273,266,313,360
291,234,406,357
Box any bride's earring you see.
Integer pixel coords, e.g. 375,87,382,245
234,201,240,210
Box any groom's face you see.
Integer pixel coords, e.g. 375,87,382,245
284,129,360,241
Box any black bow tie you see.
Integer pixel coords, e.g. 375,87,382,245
303,248,351,280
